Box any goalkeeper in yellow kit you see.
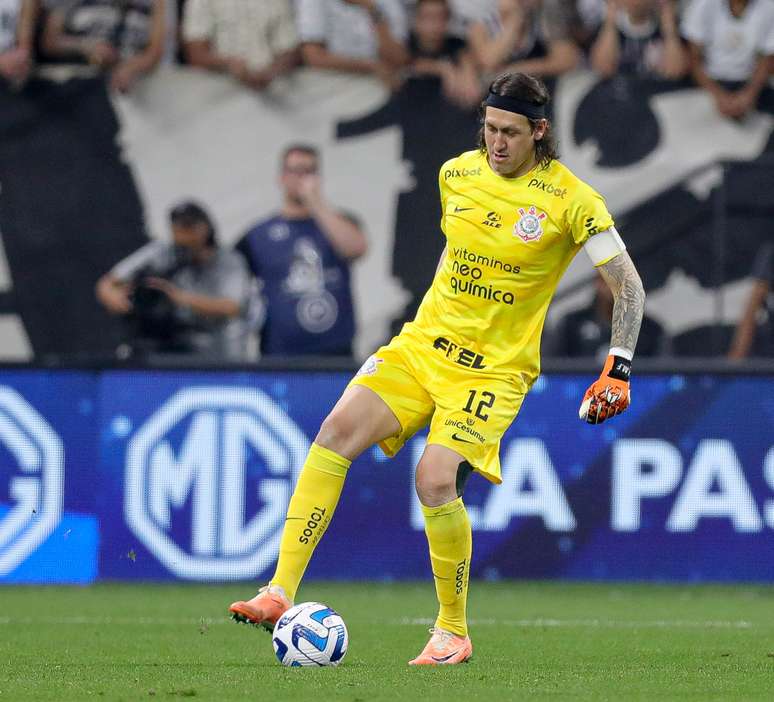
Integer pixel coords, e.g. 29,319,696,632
229,72,646,665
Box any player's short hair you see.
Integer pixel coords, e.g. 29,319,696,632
477,73,559,168
169,200,217,247
281,143,320,169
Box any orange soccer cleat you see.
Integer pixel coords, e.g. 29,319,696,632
408,627,473,665
229,584,291,632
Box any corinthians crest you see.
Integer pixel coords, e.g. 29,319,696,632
514,206,547,242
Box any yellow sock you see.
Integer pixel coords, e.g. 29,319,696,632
271,443,350,601
421,497,472,637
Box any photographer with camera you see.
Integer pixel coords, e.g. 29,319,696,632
96,201,250,360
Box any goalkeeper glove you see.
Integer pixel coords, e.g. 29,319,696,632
579,353,631,425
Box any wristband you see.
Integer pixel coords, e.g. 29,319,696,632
607,355,631,382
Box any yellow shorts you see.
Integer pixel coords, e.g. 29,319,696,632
348,334,529,484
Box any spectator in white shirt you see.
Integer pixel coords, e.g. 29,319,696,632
0,0,38,86
681,0,774,118
295,0,409,79
183,0,300,90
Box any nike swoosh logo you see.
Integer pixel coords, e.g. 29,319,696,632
431,650,462,663
454,206,474,213
451,433,474,444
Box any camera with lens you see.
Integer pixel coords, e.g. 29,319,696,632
129,257,189,345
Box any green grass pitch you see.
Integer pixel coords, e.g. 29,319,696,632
1,582,773,700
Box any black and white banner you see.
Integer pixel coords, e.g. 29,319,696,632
1,68,772,359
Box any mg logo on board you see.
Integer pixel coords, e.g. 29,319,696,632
125,387,308,580
0,387,64,575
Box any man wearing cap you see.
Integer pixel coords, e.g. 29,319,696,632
96,200,250,360
228,72,646,664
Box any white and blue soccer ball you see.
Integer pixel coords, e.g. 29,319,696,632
272,602,348,667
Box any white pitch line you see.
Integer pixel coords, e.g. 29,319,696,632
0,616,759,630
0,616,230,626
396,617,756,629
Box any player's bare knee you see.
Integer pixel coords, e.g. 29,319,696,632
314,409,368,460
415,461,457,507
315,411,352,452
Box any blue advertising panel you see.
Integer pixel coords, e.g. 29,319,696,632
1,369,773,583
0,371,98,583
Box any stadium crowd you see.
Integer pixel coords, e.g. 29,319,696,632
2,0,771,116
1,0,773,361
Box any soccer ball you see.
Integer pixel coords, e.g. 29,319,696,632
272,602,348,667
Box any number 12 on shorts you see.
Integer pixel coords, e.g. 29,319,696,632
462,390,495,421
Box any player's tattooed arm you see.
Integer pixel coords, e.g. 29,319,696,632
598,251,645,356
